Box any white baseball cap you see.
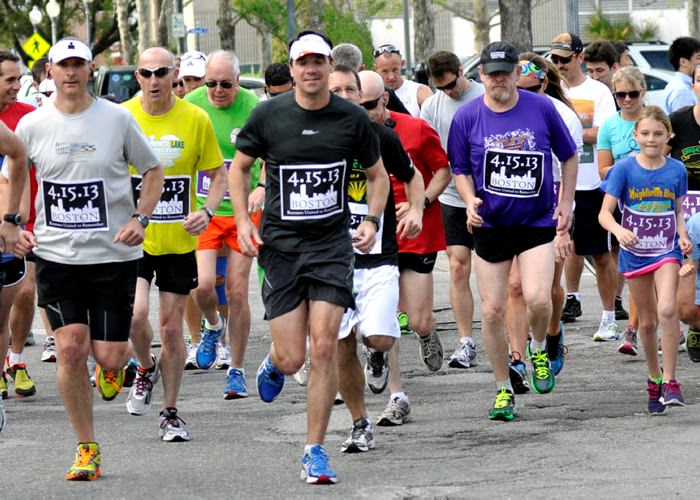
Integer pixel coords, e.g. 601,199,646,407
48,38,92,63
289,33,332,61
179,50,207,78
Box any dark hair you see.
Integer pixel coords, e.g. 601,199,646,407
264,62,291,87
584,41,617,67
32,57,48,83
287,30,333,53
669,37,700,71
330,64,361,91
612,41,629,62
519,51,574,112
427,51,460,78
0,51,20,76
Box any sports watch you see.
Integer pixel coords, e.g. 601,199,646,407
132,213,149,228
364,214,380,231
3,213,21,226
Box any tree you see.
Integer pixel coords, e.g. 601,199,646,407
498,0,531,53
588,4,658,42
434,0,496,53
115,0,135,63
691,0,700,38
412,0,435,64
218,0,238,51
135,0,151,54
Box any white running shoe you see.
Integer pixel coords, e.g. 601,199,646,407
184,342,199,370
364,347,389,394
126,355,160,416
159,408,190,442
341,418,375,453
376,396,411,426
214,341,231,370
593,320,620,341
87,356,97,387
293,358,309,386
41,336,57,362
448,338,477,369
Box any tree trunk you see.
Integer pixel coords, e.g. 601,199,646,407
158,0,169,47
115,0,135,64
306,0,324,32
136,0,151,55
217,0,237,51
412,0,435,65
498,0,532,54
261,29,272,69
690,0,700,38
472,0,491,53
149,0,160,46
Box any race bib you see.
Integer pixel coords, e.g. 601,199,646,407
348,202,382,255
681,190,700,220
42,178,109,232
279,161,345,220
621,206,676,257
197,160,230,200
132,175,190,223
484,149,544,198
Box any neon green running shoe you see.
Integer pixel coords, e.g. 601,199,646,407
397,312,411,335
95,365,124,401
65,442,101,481
527,343,555,394
488,387,515,421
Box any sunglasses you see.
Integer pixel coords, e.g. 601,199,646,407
614,90,641,100
205,80,235,89
434,76,458,91
173,81,184,88
550,54,572,65
137,66,173,78
521,83,543,93
360,97,381,110
373,44,401,58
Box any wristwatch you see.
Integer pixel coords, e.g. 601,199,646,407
424,196,431,209
132,213,149,228
364,214,380,231
202,207,214,220
257,181,266,188
3,213,21,226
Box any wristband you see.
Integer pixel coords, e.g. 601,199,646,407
257,181,266,188
364,214,380,231
202,207,214,220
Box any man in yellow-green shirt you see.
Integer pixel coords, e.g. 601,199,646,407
123,47,227,441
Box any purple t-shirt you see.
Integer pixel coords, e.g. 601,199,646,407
448,90,577,227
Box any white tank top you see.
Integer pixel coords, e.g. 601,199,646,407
394,79,421,117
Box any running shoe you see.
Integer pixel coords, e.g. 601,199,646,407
364,347,389,394
448,337,477,369
658,330,687,354
341,417,375,453
614,296,629,320
224,368,249,399
508,356,530,395
647,379,666,415
196,312,226,369
159,408,190,442
416,330,444,372
0,372,7,400
215,341,231,370
593,320,620,341
293,358,309,386
122,357,139,388
41,336,57,362
0,397,6,434
398,311,411,335
527,343,555,394
95,365,125,402
561,294,581,323
24,331,36,347
300,444,337,484
65,442,101,481
547,324,566,376
488,387,516,421
687,327,700,362
618,326,639,356
256,353,285,403
660,380,685,406
376,396,410,426
126,354,160,416
334,392,344,405
6,360,37,397
87,356,97,387
184,342,199,370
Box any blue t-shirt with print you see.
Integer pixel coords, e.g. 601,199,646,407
598,112,639,162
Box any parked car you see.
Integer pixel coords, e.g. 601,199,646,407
626,42,671,72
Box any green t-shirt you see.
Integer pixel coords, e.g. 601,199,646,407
185,85,261,216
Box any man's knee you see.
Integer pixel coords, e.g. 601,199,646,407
678,303,699,325
447,249,471,281
508,280,523,299
274,350,306,374
364,335,395,352
225,281,249,308
57,339,90,367
481,301,507,324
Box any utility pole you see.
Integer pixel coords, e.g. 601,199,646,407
566,0,579,35
403,0,412,75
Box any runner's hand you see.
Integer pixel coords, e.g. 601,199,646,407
679,236,692,255
466,198,483,228
615,228,638,249
0,221,20,255
183,209,210,235
114,218,144,246
395,201,409,220
553,204,573,234
352,221,377,253
12,230,36,257
554,232,573,262
237,219,262,257
397,207,422,240
248,186,265,213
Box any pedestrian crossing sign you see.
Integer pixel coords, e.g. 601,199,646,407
23,33,51,60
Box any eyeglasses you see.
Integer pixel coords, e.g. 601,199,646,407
205,80,235,89
373,44,401,58
360,97,381,110
614,90,641,100
550,54,572,65
434,76,458,91
173,81,184,88
137,66,174,78
520,83,543,93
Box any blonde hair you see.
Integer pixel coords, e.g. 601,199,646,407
635,105,672,134
612,65,646,92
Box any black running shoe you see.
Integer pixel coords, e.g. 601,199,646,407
561,295,581,323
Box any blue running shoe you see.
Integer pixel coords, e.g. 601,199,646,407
224,368,249,400
547,323,566,377
526,342,555,394
300,445,337,484
196,312,226,370
256,354,284,403
647,379,666,415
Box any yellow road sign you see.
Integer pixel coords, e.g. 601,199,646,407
23,32,50,59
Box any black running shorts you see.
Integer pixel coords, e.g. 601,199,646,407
137,251,198,295
472,225,556,263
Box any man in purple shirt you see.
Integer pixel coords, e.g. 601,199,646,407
447,41,578,421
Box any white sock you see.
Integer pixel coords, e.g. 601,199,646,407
391,391,408,402
567,292,581,301
304,443,320,453
496,380,513,392
530,338,547,353
460,336,474,345
9,352,23,366
205,316,223,331
602,310,615,323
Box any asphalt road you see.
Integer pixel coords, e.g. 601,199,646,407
2,254,700,498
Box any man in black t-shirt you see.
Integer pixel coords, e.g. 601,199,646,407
229,31,390,485
328,65,423,453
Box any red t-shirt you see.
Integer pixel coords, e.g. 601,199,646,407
0,102,37,231
389,111,447,254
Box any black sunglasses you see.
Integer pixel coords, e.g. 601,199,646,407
614,90,641,100
205,80,235,89
360,97,381,110
138,66,173,78
435,76,458,91
373,44,401,58
521,82,543,93
550,54,572,65
172,81,184,88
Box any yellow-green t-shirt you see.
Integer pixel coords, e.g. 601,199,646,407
123,96,224,255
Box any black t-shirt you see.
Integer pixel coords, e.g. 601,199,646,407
351,123,415,269
236,92,381,252
668,106,700,191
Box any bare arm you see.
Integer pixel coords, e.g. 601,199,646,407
455,173,482,228
417,84,434,108
353,158,390,253
397,168,424,240
425,165,451,203
229,150,261,256
183,163,227,235
555,154,578,234
598,149,614,180
583,126,599,145
599,193,637,248
0,123,28,253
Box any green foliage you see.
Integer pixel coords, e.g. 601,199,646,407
588,5,658,42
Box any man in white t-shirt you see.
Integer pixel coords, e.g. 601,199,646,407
374,44,433,117
550,32,619,341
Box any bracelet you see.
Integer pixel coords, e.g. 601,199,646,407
257,181,266,188
364,214,380,231
202,207,214,220
424,196,431,209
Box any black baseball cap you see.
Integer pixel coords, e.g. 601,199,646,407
550,32,584,57
479,41,518,74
